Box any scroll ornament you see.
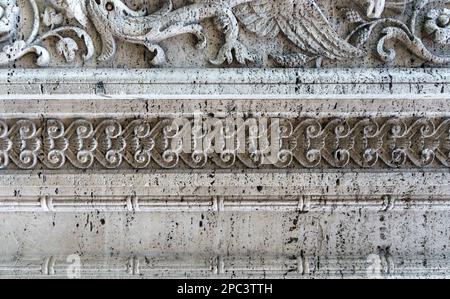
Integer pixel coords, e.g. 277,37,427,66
0,0,94,66
0,0,449,67
1,117,450,170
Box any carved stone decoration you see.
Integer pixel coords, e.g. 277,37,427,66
0,0,19,42
2,1,450,280
235,0,363,66
0,119,12,169
0,0,94,66
424,7,450,44
1,116,450,170
0,0,449,67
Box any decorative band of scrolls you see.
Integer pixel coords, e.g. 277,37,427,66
0,117,450,170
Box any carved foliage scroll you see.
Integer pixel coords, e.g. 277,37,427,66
1,117,450,170
0,0,449,67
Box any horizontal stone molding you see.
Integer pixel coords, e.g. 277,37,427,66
2,171,450,205
1,116,450,170
1,195,450,213
1,65,450,278
0,254,448,279
0,68,450,96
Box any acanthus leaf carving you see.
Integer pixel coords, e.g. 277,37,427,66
0,0,94,66
0,0,449,67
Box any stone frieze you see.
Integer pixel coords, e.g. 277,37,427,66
1,116,450,169
1,0,450,67
1,1,450,280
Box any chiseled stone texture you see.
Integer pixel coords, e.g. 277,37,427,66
1,0,450,278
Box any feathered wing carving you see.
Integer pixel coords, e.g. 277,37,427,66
88,4,116,62
235,0,364,66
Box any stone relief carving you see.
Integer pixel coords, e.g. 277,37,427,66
0,0,449,67
0,0,94,66
1,116,450,170
1,2,450,281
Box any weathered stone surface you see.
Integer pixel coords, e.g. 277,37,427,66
0,0,450,278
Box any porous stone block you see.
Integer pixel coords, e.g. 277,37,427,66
0,0,450,278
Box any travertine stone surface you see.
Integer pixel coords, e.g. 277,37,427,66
1,0,450,69
1,0,450,278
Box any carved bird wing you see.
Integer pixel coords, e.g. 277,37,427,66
235,0,363,65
